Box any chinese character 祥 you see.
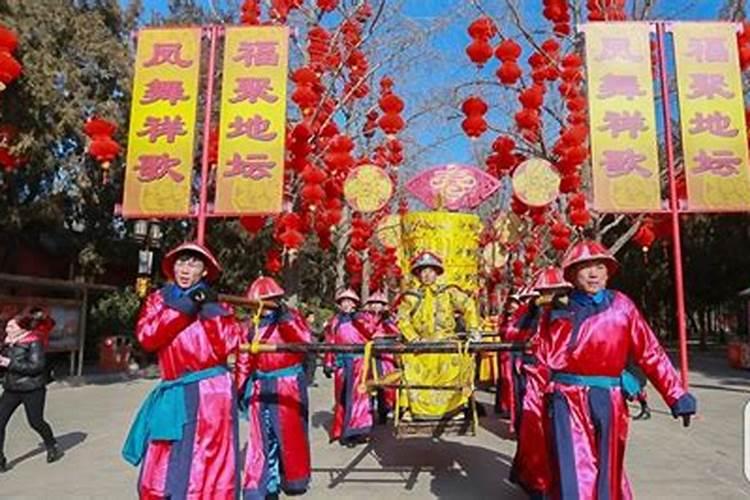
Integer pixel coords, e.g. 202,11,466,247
597,111,648,139
601,149,652,178
693,149,742,177
224,153,276,180
140,80,190,106
135,154,185,183
687,74,734,99
596,37,643,62
685,37,729,63
137,116,188,143
233,41,280,67
227,115,277,141
597,74,646,100
688,112,738,137
143,43,192,68
229,78,279,104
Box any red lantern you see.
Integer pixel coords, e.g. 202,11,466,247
240,215,267,234
301,183,326,205
279,228,305,249
519,86,545,109
559,173,581,193
378,113,404,136
84,117,120,183
569,208,591,227
633,221,656,251
515,108,540,130
495,39,522,62
467,17,498,39
497,61,522,85
317,0,338,12
466,38,494,67
379,93,404,114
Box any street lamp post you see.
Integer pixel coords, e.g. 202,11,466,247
133,219,163,298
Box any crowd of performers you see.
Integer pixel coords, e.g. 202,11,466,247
121,238,696,500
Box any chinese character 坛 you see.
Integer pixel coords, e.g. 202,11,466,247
233,41,280,67
597,110,648,139
687,74,734,99
143,43,192,68
137,116,188,143
596,37,643,62
597,74,646,100
136,154,185,183
227,115,277,141
229,78,279,104
688,112,738,137
224,153,276,180
685,37,729,63
140,79,190,106
693,149,742,177
601,149,652,178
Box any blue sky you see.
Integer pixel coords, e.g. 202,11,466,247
127,0,744,168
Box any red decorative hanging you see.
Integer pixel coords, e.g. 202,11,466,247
240,215,267,234
83,117,120,184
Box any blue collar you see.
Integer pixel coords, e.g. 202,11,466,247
571,289,608,306
161,280,206,300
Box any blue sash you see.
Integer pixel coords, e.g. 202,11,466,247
552,371,642,398
241,363,305,417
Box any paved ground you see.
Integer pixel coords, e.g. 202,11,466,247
1,351,748,499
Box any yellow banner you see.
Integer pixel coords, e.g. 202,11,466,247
584,22,661,212
122,28,202,217
214,27,289,215
672,22,750,211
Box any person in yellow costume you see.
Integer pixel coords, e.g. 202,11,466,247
397,251,479,420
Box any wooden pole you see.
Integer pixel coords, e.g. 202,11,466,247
239,341,526,354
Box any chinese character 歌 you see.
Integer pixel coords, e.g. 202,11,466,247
692,149,742,176
597,74,646,100
136,154,185,182
233,41,280,67
143,43,192,68
140,79,190,106
601,149,652,178
227,115,277,141
597,110,648,139
688,112,738,137
687,74,734,99
137,116,188,143
596,37,643,62
685,37,729,63
224,153,276,180
229,78,279,104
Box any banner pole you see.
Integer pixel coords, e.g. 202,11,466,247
655,21,690,387
197,25,218,245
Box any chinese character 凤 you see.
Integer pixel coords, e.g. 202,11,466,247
601,149,652,178
685,37,729,63
140,79,190,106
224,153,276,180
143,43,192,68
688,112,738,137
693,149,742,177
229,78,279,104
597,110,648,139
233,41,280,67
597,74,646,100
227,115,277,141
137,116,188,143
687,74,734,99
136,154,185,183
596,37,643,62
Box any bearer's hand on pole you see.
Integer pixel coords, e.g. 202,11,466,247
189,286,218,305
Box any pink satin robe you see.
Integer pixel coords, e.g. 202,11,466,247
361,312,400,412
235,308,312,499
135,291,242,500
323,313,374,442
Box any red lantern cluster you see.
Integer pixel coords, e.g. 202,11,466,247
550,220,572,251
0,124,24,172
525,239,540,264
308,26,335,73
495,39,522,85
466,16,498,68
317,0,338,13
529,39,560,84
738,23,750,71
324,134,355,174
633,218,656,252
378,78,405,137
276,212,305,250
291,66,323,117
83,117,121,184
0,24,21,92
240,215,267,234
587,0,626,21
543,0,571,37
240,0,261,25
265,248,283,275
515,84,545,142
568,193,591,228
350,215,372,252
461,96,488,138
300,162,327,208
486,135,519,178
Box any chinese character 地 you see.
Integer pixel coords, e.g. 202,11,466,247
688,112,739,137
685,37,729,63
229,78,279,104
136,154,185,183
597,74,646,100
601,149,653,178
227,115,277,141
137,116,188,143
140,80,190,106
224,153,276,180
233,41,280,67
143,43,192,68
687,74,734,99
596,37,643,62
597,111,648,139
692,150,742,177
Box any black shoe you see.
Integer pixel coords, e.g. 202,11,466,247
0,455,8,472
46,444,64,463
633,404,651,421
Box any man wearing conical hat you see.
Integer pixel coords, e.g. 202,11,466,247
122,241,243,499
362,290,399,424
534,240,696,499
397,251,479,420
235,276,312,498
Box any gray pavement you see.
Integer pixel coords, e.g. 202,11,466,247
0,352,748,499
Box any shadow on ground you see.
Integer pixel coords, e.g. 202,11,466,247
8,431,87,468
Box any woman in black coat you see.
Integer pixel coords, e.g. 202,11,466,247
0,308,63,472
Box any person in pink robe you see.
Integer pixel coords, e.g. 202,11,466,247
323,288,374,446
122,241,243,500
362,291,400,424
235,276,312,499
535,240,696,500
